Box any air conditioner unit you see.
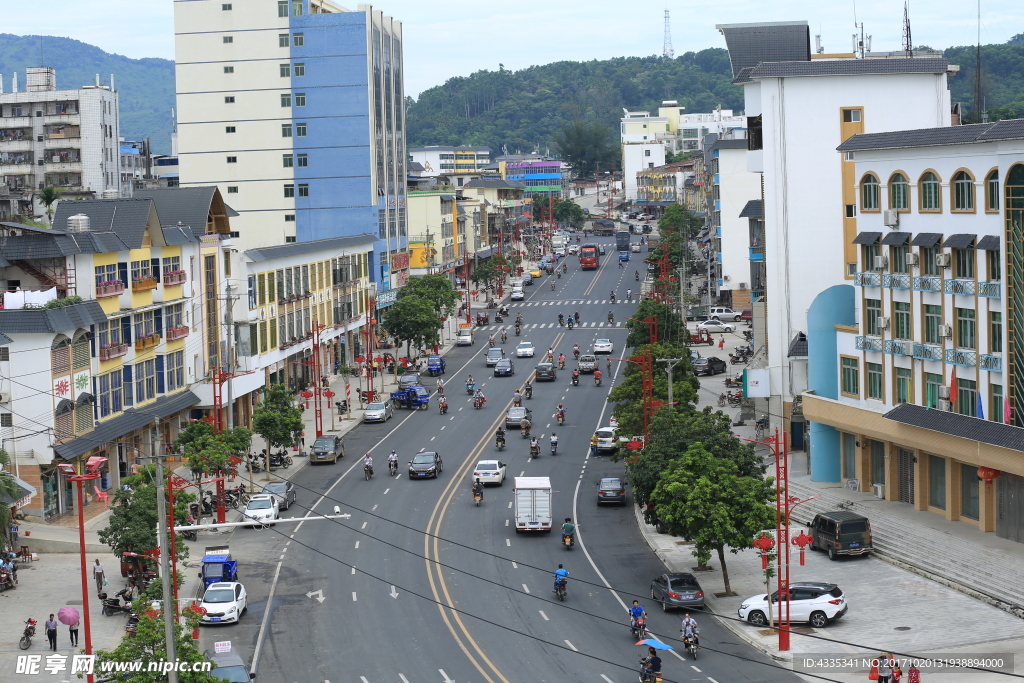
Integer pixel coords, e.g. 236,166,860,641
876,316,890,330
874,255,888,271
738,282,748,289
906,252,919,266
938,385,951,400
882,209,900,227
0,392,9,403
935,253,952,268
938,324,953,338
938,399,953,412
723,275,730,281
873,483,886,499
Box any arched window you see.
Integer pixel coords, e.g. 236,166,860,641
986,169,1000,212
51,334,72,376
919,172,940,211
861,174,879,210
953,170,975,211
889,173,909,211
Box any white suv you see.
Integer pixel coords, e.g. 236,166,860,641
738,582,847,628
709,307,741,322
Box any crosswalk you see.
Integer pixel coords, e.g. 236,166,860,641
517,300,625,306
479,321,622,330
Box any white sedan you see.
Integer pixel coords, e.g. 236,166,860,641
696,319,736,334
471,460,507,486
593,339,614,354
242,494,279,526
198,582,247,624
516,342,535,358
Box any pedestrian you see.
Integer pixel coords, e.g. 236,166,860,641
718,336,725,350
874,653,893,683
44,614,58,651
907,665,920,683
69,617,79,647
92,558,106,593
590,434,599,458
891,662,903,683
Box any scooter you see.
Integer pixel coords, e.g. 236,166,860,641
496,436,505,451
571,373,579,386
524,385,533,399
530,444,540,458
638,657,663,682
550,441,559,455
125,610,141,638
567,319,574,329
19,618,37,650
466,381,476,395
562,534,574,550
439,399,448,415
100,587,134,616
182,514,198,541
595,375,602,387
473,489,483,506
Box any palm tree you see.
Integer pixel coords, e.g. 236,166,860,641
35,186,60,225
0,449,20,555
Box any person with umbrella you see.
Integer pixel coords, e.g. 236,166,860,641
58,607,80,647
639,645,662,681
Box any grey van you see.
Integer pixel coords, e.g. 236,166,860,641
809,510,873,560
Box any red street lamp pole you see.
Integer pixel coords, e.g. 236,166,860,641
58,462,101,683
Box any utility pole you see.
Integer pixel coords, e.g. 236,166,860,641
656,358,687,407
152,428,179,683
223,288,237,430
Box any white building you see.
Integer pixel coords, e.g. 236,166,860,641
0,67,120,220
718,20,958,447
408,146,491,178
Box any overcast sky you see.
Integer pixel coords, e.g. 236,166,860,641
9,0,1023,97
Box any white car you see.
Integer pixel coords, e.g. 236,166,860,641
242,494,279,526
363,400,394,423
630,243,641,253
696,319,736,334
595,427,620,453
554,248,567,257
510,289,524,301
198,582,247,624
738,582,848,629
568,244,580,254
593,339,614,354
471,460,507,486
516,342,535,358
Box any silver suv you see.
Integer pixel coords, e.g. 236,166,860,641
709,307,741,322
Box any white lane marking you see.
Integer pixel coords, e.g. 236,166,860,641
361,678,369,683
601,676,614,683
354,541,359,549
506,538,511,546
351,592,357,601
450,415,455,420
564,640,578,651
439,670,454,683
361,522,367,529
539,610,549,621
507,501,512,508
505,519,509,527
691,665,702,672
350,567,355,575
512,561,518,568
708,678,720,683
371,504,378,511
399,675,410,683
279,554,285,560
440,425,446,430
384,488,390,494
431,436,436,441
522,584,530,594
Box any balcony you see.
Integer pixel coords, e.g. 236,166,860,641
99,343,129,361
131,277,158,292
882,274,911,289
945,348,977,367
979,281,1001,298
854,272,881,287
944,279,976,296
884,339,913,356
134,334,161,351
912,343,943,361
165,325,189,341
163,270,187,286
855,336,883,352
95,281,125,299
980,353,1003,372
912,276,942,292
749,247,765,262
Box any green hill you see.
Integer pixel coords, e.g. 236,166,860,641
0,34,175,154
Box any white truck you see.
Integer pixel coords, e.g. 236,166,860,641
456,322,474,346
513,477,552,533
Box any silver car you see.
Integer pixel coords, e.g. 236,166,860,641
363,401,394,423
261,481,296,510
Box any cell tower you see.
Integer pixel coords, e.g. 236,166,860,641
663,9,674,59
901,1,913,55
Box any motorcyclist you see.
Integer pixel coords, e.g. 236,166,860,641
574,311,580,324
514,322,521,335
472,478,484,501
681,614,699,649
571,369,580,384
553,564,569,593
520,416,532,436
516,312,523,325
388,450,398,474
556,404,566,422
635,270,640,281
567,318,574,329
488,335,496,347
547,349,554,362
610,291,616,303
572,343,580,358
524,381,533,399
438,394,448,413
629,600,648,631
558,353,565,368
501,330,508,343
594,369,602,385
529,437,540,455
550,432,560,451
513,390,523,406
558,313,564,326
550,281,555,291
561,517,575,543
626,288,632,302
640,648,662,682
436,377,445,393
363,453,374,477
562,263,568,273
474,389,486,402
607,310,614,323
495,427,506,446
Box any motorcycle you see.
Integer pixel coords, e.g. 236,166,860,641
225,484,248,509
514,325,521,336
182,514,198,542
529,444,540,458
364,464,373,480
524,385,533,399
630,617,648,640
473,489,483,506
496,436,505,451
466,381,476,395
0,569,15,592
246,454,263,473
562,534,574,550
125,610,140,638
495,313,504,323
573,348,580,359
607,313,615,324
638,656,662,683
269,451,293,469
682,632,699,659
550,440,559,454
567,319,574,329
554,577,567,601
19,618,37,650
595,375,602,387
558,317,565,327
729,353,749,365
558,359,565,369
557,270,561,279
556,412,565,426
100,587,134,616
571,374,579,386
439,399,448,415
473,396,486,409
389,460,398,476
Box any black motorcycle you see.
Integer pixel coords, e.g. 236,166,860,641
524,385,533,399
571,373,579,386
555,577,567,601
100,587,134,616
496,436,506,451
269,451,293,469
182,514,198,541
19,618,37,650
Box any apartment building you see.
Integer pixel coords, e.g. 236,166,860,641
409,146,491,178
407,190,460,278
0,67,119,220
174,0,409,294
499,157,566,200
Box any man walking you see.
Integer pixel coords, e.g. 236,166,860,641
44,614,58,651
92,558,105,593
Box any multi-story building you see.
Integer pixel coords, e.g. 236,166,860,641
0,67,120,219
500,157,566,200
174,0,409,293
409,146,491,178
801,121,1024,540
407,190,459,279
718,20,957,447
119,139,154,196
635,160,693,210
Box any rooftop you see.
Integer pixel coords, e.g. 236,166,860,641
837,118,1024,152
735,57,949,84
244,233,377,263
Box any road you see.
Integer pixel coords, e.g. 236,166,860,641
194,233,800,683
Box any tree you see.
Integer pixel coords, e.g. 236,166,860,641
381,296,441,358
650,442,775,594
34,187,60,225
553,119,618,178
624,299,691,348
469,258,505,292
398,274,461,319
97,466,192,561
658,204,703,241
252,384,304,451
0,449,20,555
605,342,700,438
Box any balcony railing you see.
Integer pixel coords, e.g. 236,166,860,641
163,270,187,286
854,272,881,287
912,343,943,361
134,334,161,351
912,276,942,292
884,339,913,356
99,342,128,361
979,353,1003,372
750,290,765,301
165,326,189,341
945,348,977,367
882,274,911,289
979,281,1001,298
131,277,158,292
944,279,976,296
95,281,125,299
749,247,765,262
855,335,883,352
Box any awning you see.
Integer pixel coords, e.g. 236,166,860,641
0,471,35,507
910,232,943,247
978,235,1001,251
881,232,910,246
884,403,1024,452
852,232,882,245
787,332,807,358
475,248,494,259
739,200,763,218
943,234,977,249
635,200,676,207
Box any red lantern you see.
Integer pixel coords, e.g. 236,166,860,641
323,390,336,399
354,356,365,364
625,439,644,451
300,389,313,408
752,534,776,570
792,531,814,566
978,466,1000,483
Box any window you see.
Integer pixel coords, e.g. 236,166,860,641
961,464,980,519
846,204,856,218
166,350,185,392
285,236,297,243
894,301,911,339
225,126,236,133
992,384,1005,423
133,309,155,340
281,93,292,107
929,455,946,509
865,298,882,335
280,64,291,78
956,307,976,349
921,246,939,276
954,248,975,279
842,433,857,479
986,170,1000,212
843,108,861,123
136,359,156,403
991,312,1003,353
283,154,293,168
162,256,181,275
923,304,942,344
293,33,304,46
297,153,307,167
987,249,1001,281
895,366,912,404
165,303,184,330
227,186,238,193
223,36,234,43
953,171,975,211
130,260,151,281
294,93,306,107
292,0,303,15
297,184,309,197
644,149,651,157
284,214,295,222
293,63,305,77
226,156,237,164
866,362,883,400
889,173,909,210
920,171,940,211
284,184,295,198
862,243,880,271
0,414,11,428
924,372,943,408
94,263,117,288
841,356,859,396
97,370,122,418
279,33,289,47
278,0,288,17
96,319,122,350
222,3,233,8
281,124,292,137
224,96,235,104
223,66,234,74
891,245,909,273
295,123,306,137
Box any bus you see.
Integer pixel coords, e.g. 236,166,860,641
579,244,599,270
615,230,631,252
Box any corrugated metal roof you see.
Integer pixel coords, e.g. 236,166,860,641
245,233,377,263
0,300,107,334
787,332,807,358
978,235,1001,251
838,118,1024,153
943,233,976,249
885,402,1024,452
0,332,11,345
464,179,526,189
739,200,763,218
716,22,811,79
51,198,155,249
881,232,910,245
910,232,943,247
750,57,947,81
161,225,200,246
852,231,882,245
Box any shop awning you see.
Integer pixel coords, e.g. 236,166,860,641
978,235,1001,251
739,200,763,218
910,233,943,247
0,472,35,507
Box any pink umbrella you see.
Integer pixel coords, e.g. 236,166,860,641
57,607,80,626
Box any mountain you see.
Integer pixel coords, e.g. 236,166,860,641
0,34,175,154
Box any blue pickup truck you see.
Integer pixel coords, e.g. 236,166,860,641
426,356,446,376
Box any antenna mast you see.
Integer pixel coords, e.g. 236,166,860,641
902,2,913,55
663,9,674,59
975,0,985,123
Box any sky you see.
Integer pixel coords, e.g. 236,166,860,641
7,0,1023,97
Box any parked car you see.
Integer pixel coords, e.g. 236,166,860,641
696,319,736,334
198,582,247,624
808,511,874,560
206,643,251,681
692,356,727,376
261,481,296,510
594,427,620,453
493,359,515,376
242,495,279,526
408,451,443,478
534,362,557,381
485,348,505,367
650,573,706,611
472,460,506,486
309,435,344,463
593,339,614,354
505,406,532,428
363,401,394,423
516,342,535,358
709,307,742,322
596,477,626,505
739,309,753,323
738,582,848,628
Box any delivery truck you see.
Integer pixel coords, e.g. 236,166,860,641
514,476,552,533
456,322,474,346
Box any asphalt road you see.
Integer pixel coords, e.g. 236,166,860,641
193,234,801,683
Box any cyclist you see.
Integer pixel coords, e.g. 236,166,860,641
363,453,374,478
553,564,569,593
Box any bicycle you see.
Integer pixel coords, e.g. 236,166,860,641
755,416,768,441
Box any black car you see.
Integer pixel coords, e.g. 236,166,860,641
692,356,727,376
597,477,626,505
398,373,421,390
534,363,557,381
261,481,297,510
494,359,515,376
408,451,443,478
650,572,705,611
309,435,344,464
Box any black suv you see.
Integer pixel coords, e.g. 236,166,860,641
310,435,344,464
692,356,727,376
535,363,557,381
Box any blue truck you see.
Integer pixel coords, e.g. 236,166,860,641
389,385,430,410
426,356,446,376
199,546,238,590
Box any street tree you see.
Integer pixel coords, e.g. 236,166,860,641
650,441,775,595
0,449,20,554
252,384,304,451
605,342,699,437
381,295,442,358
97,466,192,561
624,298,691,348
398,274,461,318
658,204,703,240
176,421,253,476
553,119,618,178
470,258,505,292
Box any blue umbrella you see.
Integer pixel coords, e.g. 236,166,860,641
636,639,673,650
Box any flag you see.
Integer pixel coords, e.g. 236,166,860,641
949,368,958,409
1006,396,1013,425
977,393,985,421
